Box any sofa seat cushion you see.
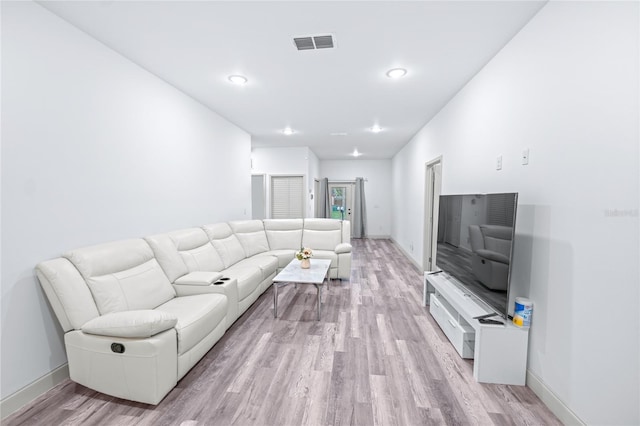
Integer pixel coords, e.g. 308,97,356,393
233,255,278,280
483,237,511,257
219,266,262,301
155,294,227,355
262,250,296,268
475,249,510,265
82,310,178,338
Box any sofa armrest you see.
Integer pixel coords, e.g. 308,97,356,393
174,271,223,286
172,277,236,297
81,310,177,338
335,243,352,254
172,279,239,328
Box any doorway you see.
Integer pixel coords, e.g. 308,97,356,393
328,182,354,223
314,179,321,218
423,157,442,272
251,174,266,220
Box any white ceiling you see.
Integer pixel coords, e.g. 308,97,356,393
39,1,546,160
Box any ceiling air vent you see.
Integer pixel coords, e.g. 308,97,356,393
313,35,334,49
293,34,335,51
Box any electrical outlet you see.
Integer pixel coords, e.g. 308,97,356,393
496,155,503,171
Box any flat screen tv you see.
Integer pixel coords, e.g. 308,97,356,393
434,193,518,320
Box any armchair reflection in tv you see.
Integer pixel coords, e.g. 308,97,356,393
424,192,529,386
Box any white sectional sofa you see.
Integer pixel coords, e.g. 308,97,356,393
36,219,351,405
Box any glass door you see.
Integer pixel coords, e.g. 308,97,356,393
328,183,354,225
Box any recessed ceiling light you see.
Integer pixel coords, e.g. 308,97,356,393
228,74,248,85
386,68,407,79
352,148,362,157
283,127,294,135
330,132,348,136
371,125,382,133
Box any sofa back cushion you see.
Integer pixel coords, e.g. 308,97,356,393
302,219,342,251
480,225,512,257
36,258,101,331
263,219,303,250
203,223,246,268
146,228,226,279
172,228,226,272
145,233,189,282
229,220,270,257
64,239,175,315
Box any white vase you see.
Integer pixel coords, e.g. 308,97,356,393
300,258,311,269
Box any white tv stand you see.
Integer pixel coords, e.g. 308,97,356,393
424,272,529,385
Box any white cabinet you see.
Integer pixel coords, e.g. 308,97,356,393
430,292,475,358
424,272,529,386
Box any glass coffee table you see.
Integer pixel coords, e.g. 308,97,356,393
272,258,332,321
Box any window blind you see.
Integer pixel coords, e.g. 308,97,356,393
271,176,304,219
486,193,515,227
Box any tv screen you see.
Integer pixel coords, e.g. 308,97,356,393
435,193,518,319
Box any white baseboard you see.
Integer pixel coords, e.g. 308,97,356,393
390,237,423,271
0,363,69,420
527,370,584,425
364,234,391,239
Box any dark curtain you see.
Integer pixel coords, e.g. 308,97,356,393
352,177,367,238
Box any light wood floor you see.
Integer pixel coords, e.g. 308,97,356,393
5,239,560,426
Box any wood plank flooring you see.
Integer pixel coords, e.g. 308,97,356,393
4,239,560,426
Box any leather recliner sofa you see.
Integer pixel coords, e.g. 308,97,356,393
36,218,351,405
468,224,512,291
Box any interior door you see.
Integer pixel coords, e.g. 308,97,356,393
424,159,442,271
251,174,266,220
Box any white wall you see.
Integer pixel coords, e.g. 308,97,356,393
307,149,320,218
1,2,251,401
321,160,392,237
251,146,317,218
391,2,639,424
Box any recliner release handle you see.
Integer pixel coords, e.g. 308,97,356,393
111,343,125,354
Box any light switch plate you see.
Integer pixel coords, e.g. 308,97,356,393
522,149,530,165
496,155,503,170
